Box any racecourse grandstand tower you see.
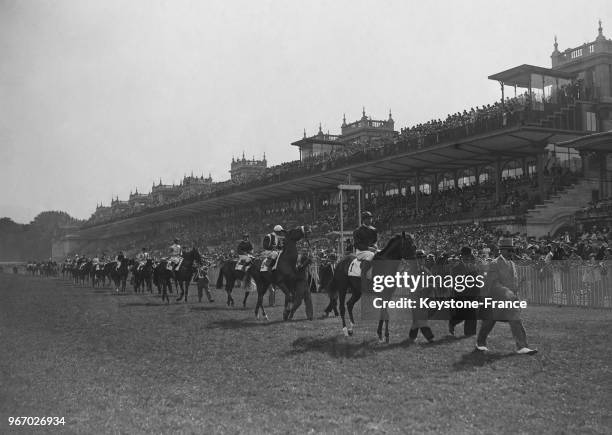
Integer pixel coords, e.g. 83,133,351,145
56,22,612,259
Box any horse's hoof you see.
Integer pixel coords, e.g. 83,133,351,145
378,337,385,344
264,314,269,321
348,329,354,336
385,335,390,344
342,327,349,337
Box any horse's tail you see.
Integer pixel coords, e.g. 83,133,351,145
216,263,225,289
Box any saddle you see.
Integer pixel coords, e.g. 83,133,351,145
235,259,251,272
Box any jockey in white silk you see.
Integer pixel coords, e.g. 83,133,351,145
136,247,150,271
115,251,125,268
169,239,182,270
261,225,285,270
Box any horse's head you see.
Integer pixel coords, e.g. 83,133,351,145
377,231,417,260
286,225,311,242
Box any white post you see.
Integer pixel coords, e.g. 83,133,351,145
339,189,344,254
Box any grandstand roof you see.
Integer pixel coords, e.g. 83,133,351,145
75,124,587,239
488,64,577,87
555,130,612,152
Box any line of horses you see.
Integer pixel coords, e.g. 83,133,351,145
60,248,204,303
40,225,449,345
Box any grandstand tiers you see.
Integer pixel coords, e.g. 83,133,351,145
56,23,612,258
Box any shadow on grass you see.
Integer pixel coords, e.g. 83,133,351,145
189,305,239,313
286,335,417,359
452,350,519,371
206,317,310,329
419,334,473,347
119,301,169,307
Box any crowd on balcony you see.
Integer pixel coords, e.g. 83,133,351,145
84,90,582,228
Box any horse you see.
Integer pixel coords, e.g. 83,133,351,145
92,262,108,288
287,253,314,320
328,232,416,341
77,260,93,286
249,225,311,321
153,260,174,303
174,247,202,302
215,257,257,307
319,261,339,317
133,259,154,293
110,258,131,293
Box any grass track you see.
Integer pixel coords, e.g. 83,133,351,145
1,274,611,434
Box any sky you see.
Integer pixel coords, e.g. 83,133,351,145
0,0,610,223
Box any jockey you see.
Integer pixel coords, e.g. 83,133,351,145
136,247,150,271
262,225,285,264
237,233,254,268
353,211,378,262
169,238,183,270
92,254,100,269
115,251,125,268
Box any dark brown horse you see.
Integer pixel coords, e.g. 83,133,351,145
174,248,202,302
329,232,417,342
249,225,311,321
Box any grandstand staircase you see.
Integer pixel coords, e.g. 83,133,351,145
525,178,596,237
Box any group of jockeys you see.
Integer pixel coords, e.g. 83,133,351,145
235,224,286,273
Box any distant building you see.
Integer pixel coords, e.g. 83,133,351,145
178,173,213,198
128,188,151,209
340,108,396,146
551,20,612,130
292,108,397,161
151,179,181,204
230,153,267,182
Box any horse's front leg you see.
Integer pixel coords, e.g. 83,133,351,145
346,282,362,335
338,288,349,336
226,279,234,307
176,282,184,301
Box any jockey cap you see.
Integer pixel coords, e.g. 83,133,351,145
273,225,284,232
173,238,179,244
362,210,373,219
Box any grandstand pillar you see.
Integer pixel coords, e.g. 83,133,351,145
536,152,545,198
495,156,502,203
453,170,459,189
432,173,439,193
580,151,590,176
598,151,608,198
521,157,528,177
474,167,480,186
312,191,318,221
414,172,420,212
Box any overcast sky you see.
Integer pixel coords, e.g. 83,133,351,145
1,0,609,223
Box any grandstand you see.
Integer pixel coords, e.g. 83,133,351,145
53,24,612,259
